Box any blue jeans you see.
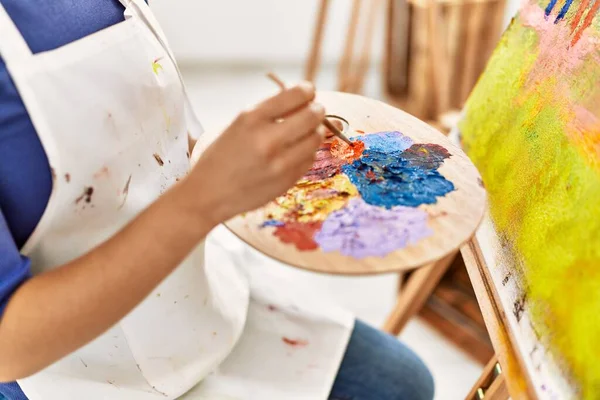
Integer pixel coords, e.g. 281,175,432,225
330,320,435,400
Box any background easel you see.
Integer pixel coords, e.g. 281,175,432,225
306,0,506,127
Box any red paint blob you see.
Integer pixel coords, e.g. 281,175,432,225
330,139,365,161
274,221,322,250
304,142,346,181
282,337,309,347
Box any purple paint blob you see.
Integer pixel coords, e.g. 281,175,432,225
314,198,432,258
360,131,414,152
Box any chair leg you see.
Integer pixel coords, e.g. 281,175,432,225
304,0,331,83
382,251,457,335
397,271,405,294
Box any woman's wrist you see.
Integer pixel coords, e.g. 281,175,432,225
173,171,229,233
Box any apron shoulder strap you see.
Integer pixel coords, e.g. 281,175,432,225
0,4,33,63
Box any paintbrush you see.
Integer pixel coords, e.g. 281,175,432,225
266,73,354,146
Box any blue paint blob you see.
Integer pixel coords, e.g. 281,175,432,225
341,143,455,208
261,219,284,228
359,131,414,153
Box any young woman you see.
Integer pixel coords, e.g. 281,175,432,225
0,0,434,399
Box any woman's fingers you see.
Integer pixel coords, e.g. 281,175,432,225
255,82,316,120
276,128,323,175
273,102,326,147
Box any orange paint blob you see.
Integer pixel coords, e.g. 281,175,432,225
330,138,365,161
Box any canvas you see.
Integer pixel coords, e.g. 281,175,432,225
458,0,600,397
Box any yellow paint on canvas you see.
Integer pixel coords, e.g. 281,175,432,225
459,7,600,397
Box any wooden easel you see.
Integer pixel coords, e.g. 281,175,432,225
306,0,506,122
305,0,385,93
460,239,535,399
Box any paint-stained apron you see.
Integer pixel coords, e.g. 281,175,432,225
0,1,353,399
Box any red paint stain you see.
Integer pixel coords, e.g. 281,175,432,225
267,304,278,312
93,166,110,179
365,170,376,181
273,221,322,251
282,337,309,347
64,173,71,183
330,138,365,161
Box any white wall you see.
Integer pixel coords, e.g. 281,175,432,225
151,0,378,65
151,0,520,65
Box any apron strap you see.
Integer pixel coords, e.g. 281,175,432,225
0,4,33,63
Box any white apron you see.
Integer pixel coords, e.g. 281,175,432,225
0,1,353,399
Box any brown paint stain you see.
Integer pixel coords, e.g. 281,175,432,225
119,175,132,210
186,151,190,159
267,304,278,312
79,358,87,368
282,337,309,347
65,173,71,183
75,187,94,204
153,153,164,166
50,167,56,182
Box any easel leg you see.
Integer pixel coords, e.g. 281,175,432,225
338,0,363,91
305,0,331,83
382,252,456,335
347,0,384,93
465,356,509,400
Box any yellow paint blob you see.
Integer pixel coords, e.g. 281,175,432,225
264,174,358,223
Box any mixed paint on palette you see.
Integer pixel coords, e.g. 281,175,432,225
259,131,455,258
459,0,600,397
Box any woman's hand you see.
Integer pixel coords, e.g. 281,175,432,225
187,81,325,224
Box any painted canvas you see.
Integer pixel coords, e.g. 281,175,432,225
458,0,600,397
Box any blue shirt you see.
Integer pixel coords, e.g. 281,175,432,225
0,1,128,397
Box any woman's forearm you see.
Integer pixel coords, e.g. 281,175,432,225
0,179,217,381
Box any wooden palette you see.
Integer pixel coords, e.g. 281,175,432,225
194,91,486,275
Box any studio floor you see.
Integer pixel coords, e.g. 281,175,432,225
181,63,483,400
